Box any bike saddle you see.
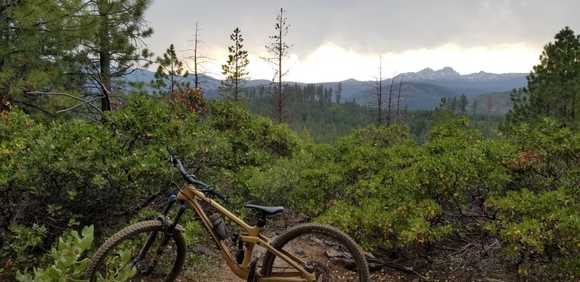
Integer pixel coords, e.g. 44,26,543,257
245,203,284,217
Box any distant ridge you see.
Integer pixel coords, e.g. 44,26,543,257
395,66,526,82
126,67,527,110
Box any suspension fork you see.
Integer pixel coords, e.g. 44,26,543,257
131,195,186,274
142,200,187,274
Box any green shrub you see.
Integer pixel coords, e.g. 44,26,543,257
1,224,47,271
1,95,307,274
2,94,578,279
484,119,580,279
16,226,95,282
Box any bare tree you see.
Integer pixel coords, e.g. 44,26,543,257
193,22,200,89
22,91,103,121
265,8,290,123
373,56,384,124
396,76,404,121
387,78,395,125
190,22,211,90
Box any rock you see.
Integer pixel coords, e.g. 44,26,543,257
194,245,213,256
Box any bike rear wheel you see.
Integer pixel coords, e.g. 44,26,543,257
261,223,370,282
86,220,186,282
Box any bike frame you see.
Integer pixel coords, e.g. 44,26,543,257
176,184,316,282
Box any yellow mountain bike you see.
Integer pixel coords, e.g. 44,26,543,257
85,153,370,281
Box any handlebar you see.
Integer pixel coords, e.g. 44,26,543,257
169,151,227,203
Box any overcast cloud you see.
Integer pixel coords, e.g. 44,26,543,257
144,0,580,81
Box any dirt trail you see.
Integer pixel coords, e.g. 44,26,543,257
181,259,242,282
177,236,404,282
177,214,406,281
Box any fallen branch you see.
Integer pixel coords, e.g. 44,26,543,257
24,91,103,114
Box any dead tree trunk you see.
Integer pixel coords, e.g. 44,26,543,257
375,56,383,125
396,77,404,122
193,22,200,90
386,76,394,126
265,8,289,123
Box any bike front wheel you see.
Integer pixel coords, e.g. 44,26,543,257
261,223,370,282
85,220,186,282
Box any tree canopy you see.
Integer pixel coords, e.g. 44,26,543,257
509,26,580,127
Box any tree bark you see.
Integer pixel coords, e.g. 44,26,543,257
98,3,112,111
396,78,403,120
276,8,283,123
194,22,199,89
387,77,394,126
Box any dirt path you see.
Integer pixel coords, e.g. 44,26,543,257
181,258,242,282
176,214,408,281
176,236,405,282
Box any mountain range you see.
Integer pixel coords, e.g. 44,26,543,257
126,67,528,111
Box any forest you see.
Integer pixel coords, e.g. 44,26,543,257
1,1,579,281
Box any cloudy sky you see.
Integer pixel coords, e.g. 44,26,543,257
144,0,580,82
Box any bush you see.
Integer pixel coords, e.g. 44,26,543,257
16,226,95,282
1,95,306,274
2,95,578,279
485,119,580,279
242,116,579,279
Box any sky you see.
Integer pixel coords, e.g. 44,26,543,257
144,0,580,82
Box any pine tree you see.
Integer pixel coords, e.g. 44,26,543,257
0,0,84,107
220,27,249,101
153,44,188,95
508,26,580,126
265,8,290,122
78,0,154,111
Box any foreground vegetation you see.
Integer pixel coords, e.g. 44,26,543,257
1,0,579,280
1,93,578,280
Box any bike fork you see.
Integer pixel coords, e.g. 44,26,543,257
143,201,187,274
131,197,186,275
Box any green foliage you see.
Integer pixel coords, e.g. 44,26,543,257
486,187,579,279
1,224,48,270
5,224,47,255
314,121,513,251
2,12,579,280
246,84,504,143
240,114,578,279
220,27,250,101
16,226,94,282
208,100,301,163
240,145,342,216
483,119,580,279
1,0,153,112
0,0,84,98
508,27,580,127
2,92,579,279
1,95,306,275
153,44,189,94
77,0,154,95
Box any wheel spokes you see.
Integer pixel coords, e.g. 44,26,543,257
270,234,363,281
